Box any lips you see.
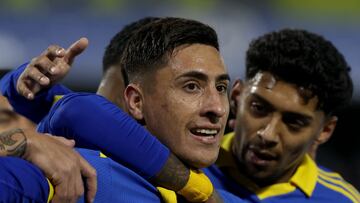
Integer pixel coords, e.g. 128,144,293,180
189,127,221,144
247,147,277,167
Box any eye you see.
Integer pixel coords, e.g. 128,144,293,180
283,114,309,132
249,101,269,117
216,83,228,93
183,82,200,93
286,121,304,132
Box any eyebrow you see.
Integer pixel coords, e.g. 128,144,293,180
252,93,313,121
176,71,230,82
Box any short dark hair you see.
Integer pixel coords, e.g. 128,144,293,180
246,28,353,115
102,17,160,74
121,17,219,82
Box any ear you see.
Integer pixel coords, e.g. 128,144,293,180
124,84,145,121
229,79,243,116
309,116,337,160
316,116,338,145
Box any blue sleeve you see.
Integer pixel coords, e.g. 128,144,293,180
0,157,50,203
37,93,170,179
0,62,72,123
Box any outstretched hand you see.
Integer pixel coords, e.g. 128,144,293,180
16,38,88,99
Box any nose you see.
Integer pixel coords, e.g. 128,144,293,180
200,87,228,123
257,115,280,147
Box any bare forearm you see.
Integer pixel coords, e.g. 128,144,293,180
151,153,189,191
0,128,27,157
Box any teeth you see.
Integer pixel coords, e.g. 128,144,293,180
195,129,218,135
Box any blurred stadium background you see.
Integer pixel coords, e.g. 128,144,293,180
0,0,359,189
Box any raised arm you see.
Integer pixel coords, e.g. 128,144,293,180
38,93,214,202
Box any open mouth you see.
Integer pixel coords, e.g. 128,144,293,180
190,128,220,144
248,149,277,166
191,129,218,136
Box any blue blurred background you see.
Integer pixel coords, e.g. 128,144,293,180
0,0,359,189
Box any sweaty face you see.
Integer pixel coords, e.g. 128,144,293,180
141,44,230,168
232,72,326,185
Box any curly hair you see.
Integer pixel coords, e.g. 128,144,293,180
246,28,353,116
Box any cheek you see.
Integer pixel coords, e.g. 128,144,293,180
235,109,262,139
281,132,315,159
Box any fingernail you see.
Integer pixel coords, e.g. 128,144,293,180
56,48,65,55
50,67,57,74
27,93,33,99
40,76,49,83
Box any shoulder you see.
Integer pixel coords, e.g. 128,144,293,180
314,166,360,203
0,157,49,202
75,149,162,202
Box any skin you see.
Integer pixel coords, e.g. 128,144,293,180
0,95,97,203
15,40,227,202
230,72,336,187
97,65,127,112
125,44,230,169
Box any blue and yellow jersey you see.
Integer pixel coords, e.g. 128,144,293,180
1,63,170,180
0,62,72,123
0,157,51,203
37,93,170,179
75,148,164,203
0,148,171,203
204,132,360,203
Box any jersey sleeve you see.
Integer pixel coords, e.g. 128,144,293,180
0,157,50,203
37,93,170,179
0,62,72,123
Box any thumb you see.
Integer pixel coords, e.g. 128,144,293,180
64,37,89,65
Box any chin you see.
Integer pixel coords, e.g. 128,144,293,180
185,154,218,169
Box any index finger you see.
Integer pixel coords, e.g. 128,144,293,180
78,154,97,203
64,37,89,65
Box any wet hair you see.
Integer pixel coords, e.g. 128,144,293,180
246,28,353,115
102,17,160,85
121,17,219,82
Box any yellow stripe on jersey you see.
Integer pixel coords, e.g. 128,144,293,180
46,178,54,203
157,187,177,203
319,168,342,179
53,95,64,105
318,170,360,202
99,152,107,158
318,177,359,203
319,169,360,199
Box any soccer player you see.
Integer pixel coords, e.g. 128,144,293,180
204,28,360,202
2,17,234,202
0,94,97,203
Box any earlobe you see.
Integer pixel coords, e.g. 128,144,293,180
309,116,337,160
230,79,243,116
124,84,144,121
317,116,338,145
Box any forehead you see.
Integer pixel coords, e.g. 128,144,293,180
166,44,227,77
246,72,319,114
